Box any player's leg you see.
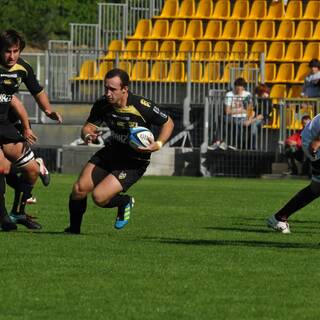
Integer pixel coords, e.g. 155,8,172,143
65,162,106,234
267,159,320,233
3,142,41,229
0,155,17,231
92,167,146,229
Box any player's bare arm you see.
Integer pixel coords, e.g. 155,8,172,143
35,91,63,123
10,95,37,145
141,116,174,153
81,122,101,144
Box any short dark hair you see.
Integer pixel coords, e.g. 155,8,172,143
105,68,130,88
254,83,270,96
234,77,247,88
309,58,320,68
302,115,311,122
0,29,26,52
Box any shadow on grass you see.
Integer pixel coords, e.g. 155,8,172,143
144,237,320,250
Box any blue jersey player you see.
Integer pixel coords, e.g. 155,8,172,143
267,114,320,233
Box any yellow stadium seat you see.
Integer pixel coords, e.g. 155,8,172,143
256,21,275,40
177,0,195,18
229,41,248,61
230,0,249,19
121,40,141,59
302,42,320,62
184,20,203,40
203,20,222,40
90,61,113,80
149,61,169,81
264,63,277,82
294,21,313,40
188,62,203,82
212,41,230,61
242,63,259,83
131,61,149,81
248,41,267,61
302,1,320,20
287,85,302,98
154,0,179,19
312,21,320,40
202,62,221,82
219,62,241,83
126,19,151,39
248,0,267,19
211,0,230,19
194,0,214,19
72,60,97,80
167,62,185,82
284,42,303,62
239,20,257,40
263,107,280,129
275,20,295,41
102,40,124,60
158,40,176,60
284,0,302,19
149,20,169,39
221,20,240,40
140,40,159,60
294,63,310,83
266,42,285,61
194,40,212,61
273,63,295,83
167,20,186,39
176,40,195,61
117,61,132,76
265,1,285,19
270,84,287,98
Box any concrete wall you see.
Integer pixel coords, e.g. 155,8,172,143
62,146,200,176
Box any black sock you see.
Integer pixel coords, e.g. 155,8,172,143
275,185,319,221
68,194,87,233
103,194,130,208
5,172,20,189
14,178,33,215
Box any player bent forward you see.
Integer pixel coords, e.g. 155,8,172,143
267,113,320,234
0,96,39,231
65,68,174,234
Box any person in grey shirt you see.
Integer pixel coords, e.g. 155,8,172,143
302,59,320,98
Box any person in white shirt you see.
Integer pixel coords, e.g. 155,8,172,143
224,77,263,148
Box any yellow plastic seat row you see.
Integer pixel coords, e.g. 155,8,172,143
127,18,320,42
265,62,312,84
154,0,320,21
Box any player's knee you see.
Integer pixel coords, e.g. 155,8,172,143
92,191,109,207
13,146,35,170
72,182,89,198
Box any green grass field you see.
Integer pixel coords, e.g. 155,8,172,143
1,175,320,320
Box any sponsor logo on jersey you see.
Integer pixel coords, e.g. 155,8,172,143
0,73,17,78
0,94,12,103
111,131,129,144
111,114,130,121
118,171,127,180
140,99,151,107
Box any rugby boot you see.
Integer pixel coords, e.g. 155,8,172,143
0,214,17,231
114,197,134,229
36,158,50,187
10,213,42,230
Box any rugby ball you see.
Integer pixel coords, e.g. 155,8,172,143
129,126,154,150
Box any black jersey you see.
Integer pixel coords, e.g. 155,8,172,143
0,57,43,123
86,91,169,161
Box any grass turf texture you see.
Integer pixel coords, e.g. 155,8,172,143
1,175,320,320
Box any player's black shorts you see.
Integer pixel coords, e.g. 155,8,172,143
0,123,25,146
89,146,149,192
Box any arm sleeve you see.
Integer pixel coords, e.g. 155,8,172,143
22,61,43,96
86,101,105,127
139,98,169,126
